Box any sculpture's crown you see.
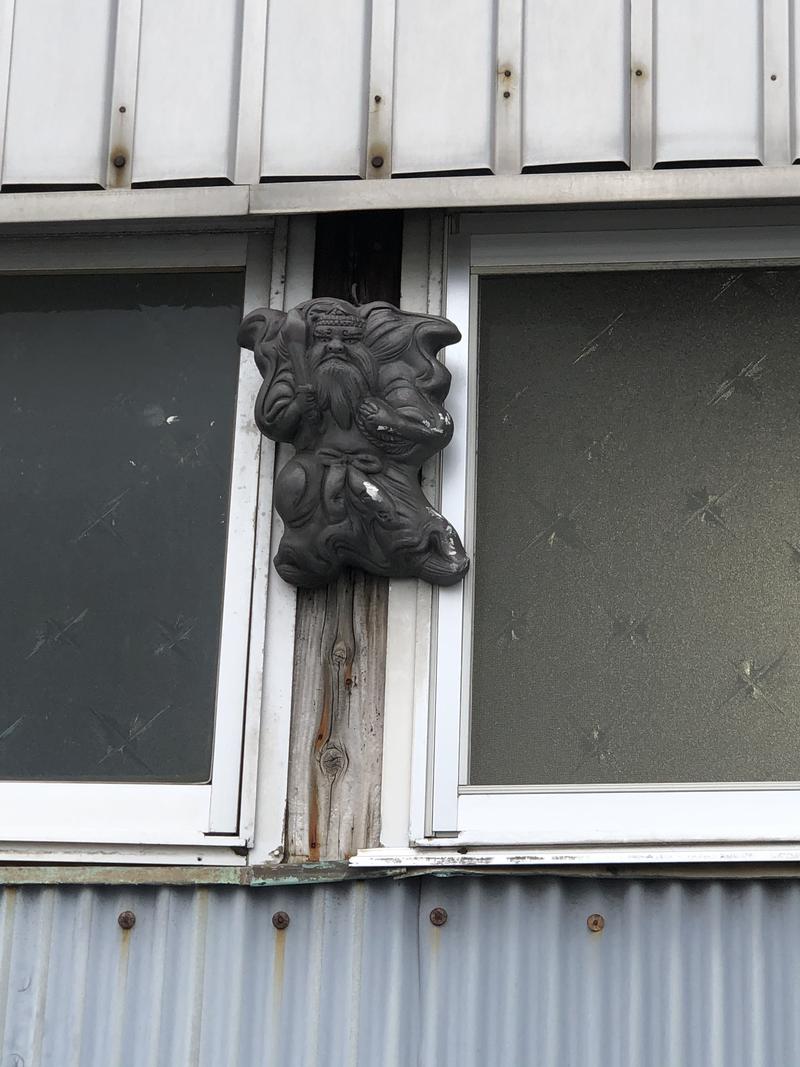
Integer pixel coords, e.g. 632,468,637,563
312,306,364,332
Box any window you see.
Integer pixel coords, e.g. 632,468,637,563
417,209,800,851
0,232,291,858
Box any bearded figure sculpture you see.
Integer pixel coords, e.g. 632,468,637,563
237,298,470,588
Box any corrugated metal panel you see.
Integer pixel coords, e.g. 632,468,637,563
392,0,496,175
132,0,244,184
654,0,763,164
2,876,800,1065
522,0,629,170
259,0,370,178
2,0,115,187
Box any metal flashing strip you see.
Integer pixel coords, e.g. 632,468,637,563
2,166,800,228
251,166,800,213
0,184,250,223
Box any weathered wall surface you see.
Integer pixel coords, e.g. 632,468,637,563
1,875,799,1067
0,0,795,189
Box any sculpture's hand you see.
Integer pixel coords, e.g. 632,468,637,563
297,383,321,422
357,396,395,431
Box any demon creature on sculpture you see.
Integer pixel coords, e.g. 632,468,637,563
237,298,470,588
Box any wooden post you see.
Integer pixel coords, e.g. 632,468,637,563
286,211,403,862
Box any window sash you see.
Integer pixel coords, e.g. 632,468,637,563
426,210,800,846
0,233,265,847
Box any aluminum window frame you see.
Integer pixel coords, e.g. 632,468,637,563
403,207,800,854
0,230,280,854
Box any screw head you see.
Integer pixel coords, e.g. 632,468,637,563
587,913,605,932
118,910,136,930
374,94,382,103
272,910,290,930
503,90,511,98
771,73,778,81
371,155,384,169
118,105,126,113
429,906,448,927
112,154,126,168
504,69,511,77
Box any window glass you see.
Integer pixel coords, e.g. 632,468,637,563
472,268,800,786
0,272,243,782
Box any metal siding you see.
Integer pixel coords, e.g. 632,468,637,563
654,0,763,164
259,0,370,178
1,877,800,1065
2,0,115,187
2,3,800,186
521,0,629,169
392,0,496,175
132,0,244,184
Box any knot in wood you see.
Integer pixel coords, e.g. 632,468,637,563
318,741,348,780
331,641,349,666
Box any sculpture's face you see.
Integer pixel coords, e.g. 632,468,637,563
309,319,366,369
306,314,376,428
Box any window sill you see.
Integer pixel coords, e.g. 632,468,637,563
351,845,800,870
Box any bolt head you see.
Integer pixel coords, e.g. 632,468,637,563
112,154,126,168
118,910,136,930
272,910,290,930
371,155,384,169
429,906,448,927
587,913,605,932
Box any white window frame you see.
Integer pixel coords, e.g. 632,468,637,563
380,207,800,862
0,224,304,862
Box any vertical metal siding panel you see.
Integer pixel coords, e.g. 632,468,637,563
358,879,420,1067
392,0,496,175
260,0,369,178
2,0,114,186
792,0,800,160
654,0,763,163
2,0,115,186
132,0,243,184
197,890,248,1067
38,888,93,1067
522,0,629,168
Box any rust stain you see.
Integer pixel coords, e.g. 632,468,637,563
107,145,129,189
272,925,286,994
368,142,388,175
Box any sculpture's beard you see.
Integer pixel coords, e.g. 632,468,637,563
310,343,376,429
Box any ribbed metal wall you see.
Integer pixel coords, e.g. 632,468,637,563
1,875,799,1066
0,0,797,188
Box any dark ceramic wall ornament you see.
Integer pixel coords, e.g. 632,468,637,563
237,298,470,588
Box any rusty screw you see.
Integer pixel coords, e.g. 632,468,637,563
634,68,643,77
272,911,290,930
374,94,382,103
118,105,126,113
118,910,136,930
429,907,448,927
587,913,605,932
504,69,511,77
371,155,384,169
112,154,126,168
503,90,511,98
